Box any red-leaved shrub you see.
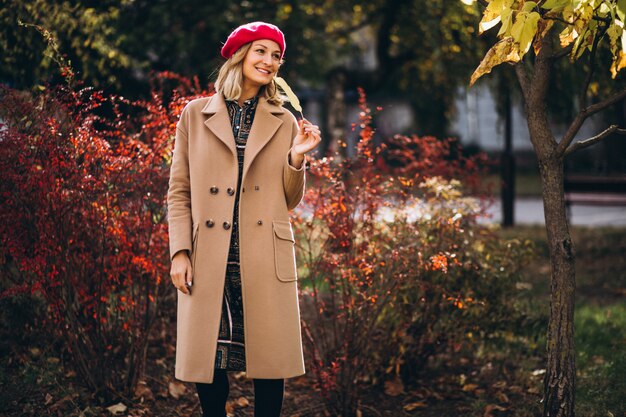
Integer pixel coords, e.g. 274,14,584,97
0,73,210,399
294,88,531,416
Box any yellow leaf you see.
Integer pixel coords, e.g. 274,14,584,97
607,22,623,53
522,1,537,13
610,50,626,78
479,0,514,34
617,0,626,21
533,18,555,55
519,11,541,54
559,26,576,47
470,37,520,86
540,0,569,10
480,16,502,34
510,11,540,54
497,7,514,36
274,76,303,114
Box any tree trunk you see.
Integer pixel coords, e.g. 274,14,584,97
537,155,576,417
517,35,577,415
324,69,347,158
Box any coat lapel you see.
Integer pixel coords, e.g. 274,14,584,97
201,94,285,183
201,94,236,159
242,97,284,183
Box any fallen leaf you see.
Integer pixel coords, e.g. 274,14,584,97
496,392,510,403
483,404,507,417
168,381,187,399
135,381,154,401
106,402,127,415
403,401,427,411
45,393,53,405
462,383,479,392
384,376,405,396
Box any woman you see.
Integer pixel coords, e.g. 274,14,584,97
167,22,321,417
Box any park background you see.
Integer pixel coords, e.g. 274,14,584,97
1,1,625,416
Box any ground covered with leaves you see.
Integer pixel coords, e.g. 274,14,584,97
2,226,624,417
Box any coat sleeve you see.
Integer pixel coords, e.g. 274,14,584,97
283,115,306,211
167,106,192,261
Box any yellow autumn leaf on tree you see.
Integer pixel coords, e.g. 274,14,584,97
470,37,520,86
479,0,514,34
610,50,626,78
540,0,570,10
559,26,577,47
617,0,626,21
607,22,623,53
497,7,514,36
510,11,540,54
533,18,555,56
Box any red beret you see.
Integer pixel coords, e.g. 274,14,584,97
221,22,286,60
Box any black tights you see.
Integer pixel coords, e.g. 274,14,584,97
195,369,285,417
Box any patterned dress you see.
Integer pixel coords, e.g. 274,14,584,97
214,95,259,371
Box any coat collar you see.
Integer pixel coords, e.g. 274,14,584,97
201,93,285,184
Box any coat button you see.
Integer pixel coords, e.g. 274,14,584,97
227,187,235,196
223,221,231,230
257,220,263,225
205,219,215,228
210,186,219,194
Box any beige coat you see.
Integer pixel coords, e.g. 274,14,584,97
167,94,306,383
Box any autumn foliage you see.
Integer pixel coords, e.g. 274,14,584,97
0,73,210,399
295,88,532,416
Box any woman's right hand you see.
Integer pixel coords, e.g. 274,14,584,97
170,250,192,295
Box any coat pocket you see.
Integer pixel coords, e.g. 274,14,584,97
191,222,200,271
272,220,298,282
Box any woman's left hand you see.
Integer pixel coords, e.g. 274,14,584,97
291,119,321,167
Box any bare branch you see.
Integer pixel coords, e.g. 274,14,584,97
557,88,626,156
564,125,626,157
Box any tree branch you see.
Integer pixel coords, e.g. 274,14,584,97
551,43,574,60
557,88,626,156
564,125,626,157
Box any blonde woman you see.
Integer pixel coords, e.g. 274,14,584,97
167,22,321,417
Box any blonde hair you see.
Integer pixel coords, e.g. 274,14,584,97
215,42,284,106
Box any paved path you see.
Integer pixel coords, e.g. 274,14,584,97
484,198,626,226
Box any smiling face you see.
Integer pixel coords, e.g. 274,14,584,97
241,39,282,94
